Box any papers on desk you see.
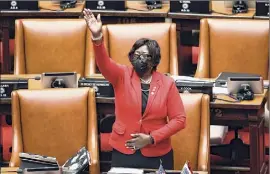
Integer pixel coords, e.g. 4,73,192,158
213,87,229,95
264,81,269,88
170,75,210,83
108,167,144,174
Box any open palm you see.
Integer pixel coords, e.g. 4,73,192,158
83,9,102,37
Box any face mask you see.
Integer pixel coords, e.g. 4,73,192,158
131,59,151,77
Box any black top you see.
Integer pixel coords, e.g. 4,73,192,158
141,83,150,115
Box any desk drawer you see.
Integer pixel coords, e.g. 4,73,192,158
210,109,250,126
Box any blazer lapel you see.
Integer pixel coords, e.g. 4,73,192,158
130,69,141,111
143,72,161,117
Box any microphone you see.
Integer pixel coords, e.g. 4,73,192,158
16,76,41,81
31,76,41,80
51,78,66,88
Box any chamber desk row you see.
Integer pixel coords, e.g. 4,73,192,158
0,1,268,75
0,74,268,174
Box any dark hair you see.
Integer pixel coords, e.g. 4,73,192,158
128,38,161,71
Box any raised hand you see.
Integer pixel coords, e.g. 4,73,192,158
83,8,102,38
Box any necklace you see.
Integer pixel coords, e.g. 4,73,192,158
141,89,149,92
140,76,152,84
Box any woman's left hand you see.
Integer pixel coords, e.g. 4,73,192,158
125,133,152,150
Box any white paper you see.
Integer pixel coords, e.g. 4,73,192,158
264,81,269,88
171,75,210,82
213,87,229,94
108,167,144,174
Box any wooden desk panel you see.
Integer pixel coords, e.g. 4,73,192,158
0,167,17,174
253,16,269,20
168,10,255,21
211,90,268,110
91,1,169,18
1,1,85,17
90,1,169,26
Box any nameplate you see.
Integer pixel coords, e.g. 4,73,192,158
85,1,126,11
256,1,269,16
176,81,214,101
170,1,211,14
0,79,28,99
78,78,114,97
0,1,39,11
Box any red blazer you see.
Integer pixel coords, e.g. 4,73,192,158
94,42,186,157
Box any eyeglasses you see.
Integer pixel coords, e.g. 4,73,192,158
133,54,152,60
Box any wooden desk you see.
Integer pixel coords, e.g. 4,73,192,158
0,75,268,173
0,167,17,174
210,90,268,174
90,1,170,24
0,167,208,174
253,15,269,20
0,1,267,76
0,1,85,74
96,90,269,174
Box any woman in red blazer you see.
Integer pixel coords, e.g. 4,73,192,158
83,9,186,170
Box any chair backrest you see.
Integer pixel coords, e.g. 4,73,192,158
171,93,209,172
10,88,99,174
195,18,269,79
89,23,178,75
14,19,95,76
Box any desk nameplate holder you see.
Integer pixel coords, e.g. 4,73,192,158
78,78,114,97
0,79,28,99
85,1,126,11
1,78,114,100
256,0,269,16
0,1,39,11
176,81,214,101
170,1,211,14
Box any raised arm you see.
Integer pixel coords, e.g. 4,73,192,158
83,9,124,85
150,81,186,144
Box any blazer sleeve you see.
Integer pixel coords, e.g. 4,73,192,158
150,81,186,144
93,41,124,86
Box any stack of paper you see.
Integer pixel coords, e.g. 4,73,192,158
108,167,144,174
171,75,209,82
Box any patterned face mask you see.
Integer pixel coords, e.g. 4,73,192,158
131,54,152,77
